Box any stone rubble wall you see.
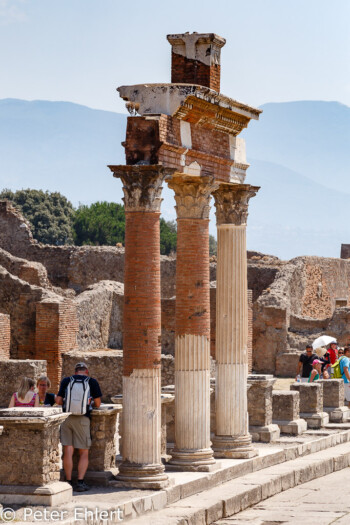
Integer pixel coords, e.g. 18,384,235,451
0,313,10,359
76,281,124,350
61,350,176,402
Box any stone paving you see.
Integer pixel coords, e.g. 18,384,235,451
215,467,350,524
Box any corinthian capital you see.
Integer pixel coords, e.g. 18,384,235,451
167,174,219,220
213,183,260,225
109,164,175,212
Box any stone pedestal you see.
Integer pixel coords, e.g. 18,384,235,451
212,184,259,459
272,390,307,435
109,165,172,489
0,408,72,506
73,405,120,486
167,174,217,472
319,379,350,423
248,375,280,442
290,383,329,429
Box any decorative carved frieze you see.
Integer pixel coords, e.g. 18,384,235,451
108,165,175,212
167,174,218,220
213,183,260,225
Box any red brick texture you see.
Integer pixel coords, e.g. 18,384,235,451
124,115,233,183
0,313,10,359
171,52,221,92
35,300,78,390
175,219,210,339
123,212,162,375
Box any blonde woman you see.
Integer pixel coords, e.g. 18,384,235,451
9,377,39,407
37,376,56,406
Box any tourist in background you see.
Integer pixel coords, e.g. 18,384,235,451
8,376,39,407
308,359,323,382
37,376,56,406
296,345,318,382
340,347,350,407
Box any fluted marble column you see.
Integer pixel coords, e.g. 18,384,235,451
167,173,218,471
212,183,259,458
109,164,173,488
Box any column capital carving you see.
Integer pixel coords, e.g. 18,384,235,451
108,164,175,212
167,174,219,219
213,183,260,225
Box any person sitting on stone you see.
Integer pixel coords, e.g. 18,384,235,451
296,345,318,382
308,359,323,382
9,376,40,407
37,376,56,406
56,362,102,492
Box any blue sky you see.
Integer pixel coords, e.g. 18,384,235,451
1,0,349,113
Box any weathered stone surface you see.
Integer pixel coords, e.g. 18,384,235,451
272,390,300,421
290,382,329,428
0,359,47,407
76,280,124,350
0,408,67,486
62,350,175,402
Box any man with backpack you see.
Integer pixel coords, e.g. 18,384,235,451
339,347,350,407
56,362,102,492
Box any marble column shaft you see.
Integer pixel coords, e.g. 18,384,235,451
212,183,259,458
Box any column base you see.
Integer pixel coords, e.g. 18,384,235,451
212,434,258,459
273,419,307,435
0,482,72,506
168,448,218,472
249,424,280,443
301,412,329,429
113,461,169,490
325,406,350,423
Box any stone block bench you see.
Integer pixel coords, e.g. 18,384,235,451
290,382,329,428
247,375,280,442
272,390,307,434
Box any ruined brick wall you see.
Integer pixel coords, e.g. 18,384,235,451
171,51,221,91
76,280,124,350
35,299,78,390
0,313,10,359
0,247,49,288
161,297,175,355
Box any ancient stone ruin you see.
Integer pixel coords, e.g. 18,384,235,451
1,31,350,508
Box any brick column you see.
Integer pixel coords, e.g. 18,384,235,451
212,184,259,457
109,164,171,489
167,173,218,471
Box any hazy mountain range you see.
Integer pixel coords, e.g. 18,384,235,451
0,98,349,260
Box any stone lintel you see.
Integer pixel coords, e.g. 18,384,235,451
213,183,260,226
167,173,218,219
117,84,261,127
108,164,175,212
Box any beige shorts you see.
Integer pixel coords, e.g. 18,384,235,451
60,414,91,449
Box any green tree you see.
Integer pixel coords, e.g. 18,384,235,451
73,201,125,246
209,234,217,256
0,188,74,245
160,218,177,255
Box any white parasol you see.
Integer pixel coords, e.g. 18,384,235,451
312,335,336,350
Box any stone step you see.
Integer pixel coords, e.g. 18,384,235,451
127,441,350,525
46,427,350,525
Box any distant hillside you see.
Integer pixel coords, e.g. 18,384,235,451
0,98,349,259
